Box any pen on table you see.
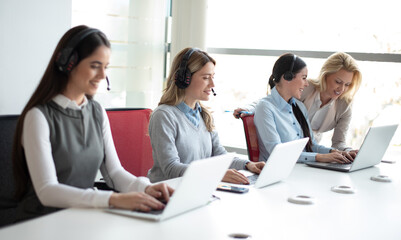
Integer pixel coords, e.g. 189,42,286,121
212,194,221,200
224,110,253,115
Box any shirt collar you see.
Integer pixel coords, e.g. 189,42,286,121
288,97,296,105
314,92,335,108
271,87,294,110
53,94,88,110
176,101,202,113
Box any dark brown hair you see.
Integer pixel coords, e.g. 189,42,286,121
12,25,110,200
268,53,307,89
269,53,312,151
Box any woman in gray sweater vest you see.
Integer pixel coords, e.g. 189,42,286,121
12,25,173,222
147,48,265,184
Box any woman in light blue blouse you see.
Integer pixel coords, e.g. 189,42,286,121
254,53,356,163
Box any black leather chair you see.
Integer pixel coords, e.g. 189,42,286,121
0,115,19,227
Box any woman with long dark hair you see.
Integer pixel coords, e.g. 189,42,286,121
12,25,172,222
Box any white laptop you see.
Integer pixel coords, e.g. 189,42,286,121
305,124,398,172
105,154,233,221
247,138,308,188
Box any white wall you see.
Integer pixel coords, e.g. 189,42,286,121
0,0,207,114
0,0,71,115
170,0,208,62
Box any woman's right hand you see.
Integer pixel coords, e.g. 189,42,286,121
233,108,251,119
315,151,353,164
222,169,250,184
109,192,165,212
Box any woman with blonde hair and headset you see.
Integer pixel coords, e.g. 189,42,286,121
234,52,362,152
254,53,355,163
147,48,264,184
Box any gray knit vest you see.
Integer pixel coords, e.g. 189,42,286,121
16,99,104,221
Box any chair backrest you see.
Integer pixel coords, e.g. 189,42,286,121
240,115,260,162
0,115,19,227
106,108,154,177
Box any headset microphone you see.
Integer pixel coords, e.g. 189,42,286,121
212,88,216,96
106,76,110,91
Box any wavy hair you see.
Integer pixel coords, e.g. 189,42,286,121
309,52,362,104
159,48,216,132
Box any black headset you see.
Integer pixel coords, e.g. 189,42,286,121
55,28,100,74
283,54,297,81
174,48,198,89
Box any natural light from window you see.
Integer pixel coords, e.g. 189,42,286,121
205,0,401,153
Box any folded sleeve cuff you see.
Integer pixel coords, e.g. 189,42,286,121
96,190,114,208
298,152,317,163
127,177,151,193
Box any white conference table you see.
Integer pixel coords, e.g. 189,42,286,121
1,152,400,240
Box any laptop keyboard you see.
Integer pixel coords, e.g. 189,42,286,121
247,174,258,184
147,199,168,214
135,207,165,215
326,163,352,169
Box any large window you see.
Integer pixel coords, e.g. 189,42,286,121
206,0,401,151
72,0,169,109
207,0,401,53
72,0,401,153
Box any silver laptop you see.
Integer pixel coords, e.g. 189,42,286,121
105,154,233,221
247,138,308,188
305,124,398,172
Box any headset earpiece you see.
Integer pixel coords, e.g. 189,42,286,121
56,50,79,73
175,48,198,89
283,54,297,81
55,28,100,74
283,71,294,81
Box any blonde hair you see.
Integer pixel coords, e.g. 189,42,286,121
160,48,216,132
310,52,362,104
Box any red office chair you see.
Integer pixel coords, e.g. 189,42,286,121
240,115,260,162
106,108,154,177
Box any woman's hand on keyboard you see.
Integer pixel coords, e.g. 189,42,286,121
316,150,353,164
245,161,265,174
223,169,250,185
109,192,166,212
145,183,174,202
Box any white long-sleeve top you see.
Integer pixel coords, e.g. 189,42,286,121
22,94,150,209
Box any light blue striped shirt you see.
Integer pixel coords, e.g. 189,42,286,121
254,87,332,163
176,102,202,127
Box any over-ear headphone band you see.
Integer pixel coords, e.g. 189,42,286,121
289,54,296,74
56,28,100,73
177,48,196,75
283,54,297,81
175,48,198,89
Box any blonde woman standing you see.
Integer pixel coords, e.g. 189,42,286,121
253,53,356,163
235,52,362,151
